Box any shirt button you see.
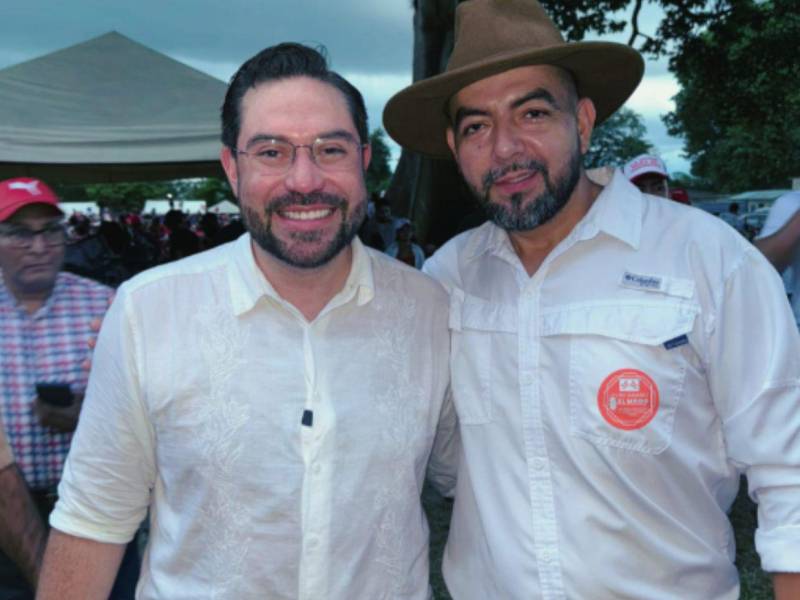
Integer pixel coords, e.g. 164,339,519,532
540,550,555,564
520,372,534,385
532,458,546,471
312,463,322,475
307,536,319,549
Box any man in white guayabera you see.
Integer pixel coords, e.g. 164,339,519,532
37,43,457,600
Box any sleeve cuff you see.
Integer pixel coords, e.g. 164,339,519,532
756,525,800,572
49,506,137,545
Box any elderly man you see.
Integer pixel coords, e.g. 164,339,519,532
0,178,115,598
384,0,800,598
37,43,456,600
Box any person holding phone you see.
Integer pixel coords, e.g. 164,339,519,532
0,178,118,598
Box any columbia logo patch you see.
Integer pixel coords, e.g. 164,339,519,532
621,271,663,291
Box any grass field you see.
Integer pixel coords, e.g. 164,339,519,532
423,477,772,599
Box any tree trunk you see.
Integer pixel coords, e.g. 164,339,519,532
385,0,479,247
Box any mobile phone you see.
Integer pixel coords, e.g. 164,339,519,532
35,383,74,407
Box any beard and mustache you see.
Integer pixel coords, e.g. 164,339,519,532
242,191,366,269
470,141,582,232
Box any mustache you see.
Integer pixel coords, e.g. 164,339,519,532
266,191,347,214
481,159,548,191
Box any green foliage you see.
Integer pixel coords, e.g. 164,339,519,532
584,108,653,169
664,0,800,191
53,178,234,213
366,128,393,195
179,177,234,206
670,171,714,191
539,0,724,58
53,181,178,213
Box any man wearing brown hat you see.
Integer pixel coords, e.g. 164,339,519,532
384,0,800,598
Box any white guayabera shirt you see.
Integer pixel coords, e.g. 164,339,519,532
52,235,458,600
424,171,800,600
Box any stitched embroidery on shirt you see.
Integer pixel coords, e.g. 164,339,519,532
597,369,659,430
194,304,252,598
369,267,427,596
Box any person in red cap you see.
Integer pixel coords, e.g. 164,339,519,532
0,178,120,598
622,153,671,198
384,0,800,597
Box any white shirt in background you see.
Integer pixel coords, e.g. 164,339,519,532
758,190,800,324
424,171,800,600
53,234,458,600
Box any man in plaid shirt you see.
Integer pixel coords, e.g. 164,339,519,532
0,178,114,598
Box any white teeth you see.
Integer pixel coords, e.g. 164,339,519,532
282,208,333,220
506,173,532,183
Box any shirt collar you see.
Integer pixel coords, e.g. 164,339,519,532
228,233,374,317
577,169,642,250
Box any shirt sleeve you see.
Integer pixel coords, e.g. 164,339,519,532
705,248,800,572
427,386,460,498
50,284,156,544
758,193,800,238
0,420,12,471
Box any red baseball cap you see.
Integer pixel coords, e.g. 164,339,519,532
0,178,63,222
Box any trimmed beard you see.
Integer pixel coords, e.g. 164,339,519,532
243,191,366,269
473,142,582,232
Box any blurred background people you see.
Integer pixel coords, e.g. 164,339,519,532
755,190,800,326
623,153,670,198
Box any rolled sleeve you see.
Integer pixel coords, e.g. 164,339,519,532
708,249,800,572
50,284,155,544
427,387,460,497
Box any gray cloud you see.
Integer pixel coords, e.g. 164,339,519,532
1,0,687,171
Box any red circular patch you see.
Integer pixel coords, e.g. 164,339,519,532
597,369,659,430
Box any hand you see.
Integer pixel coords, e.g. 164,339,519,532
34,394,83,433
82,292,115,372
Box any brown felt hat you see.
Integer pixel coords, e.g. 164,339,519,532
383,0,645,158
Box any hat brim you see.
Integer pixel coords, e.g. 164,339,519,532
383,41,644,159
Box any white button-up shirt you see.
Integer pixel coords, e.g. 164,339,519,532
424,171,800,600
52,234,458,600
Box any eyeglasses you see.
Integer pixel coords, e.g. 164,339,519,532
234,136,366,174
0,222,65,249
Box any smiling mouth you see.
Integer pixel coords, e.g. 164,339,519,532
279,208,335,221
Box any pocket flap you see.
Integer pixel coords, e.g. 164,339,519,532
449,288,517,333
540,300,699,345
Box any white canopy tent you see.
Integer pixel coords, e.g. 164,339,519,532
142,199,206,215
0,32,227,183
59,201,101,216
208,200,240,215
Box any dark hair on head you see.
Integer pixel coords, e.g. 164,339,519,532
221,42,369,150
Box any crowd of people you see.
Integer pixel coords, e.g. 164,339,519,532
1,0,799,599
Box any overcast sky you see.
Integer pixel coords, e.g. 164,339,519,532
1,0,689,174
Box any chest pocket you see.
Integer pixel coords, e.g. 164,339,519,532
448,289,517,425
542,300,699,454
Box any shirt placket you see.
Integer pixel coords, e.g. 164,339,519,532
518,261,566,600
298,322,332,600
